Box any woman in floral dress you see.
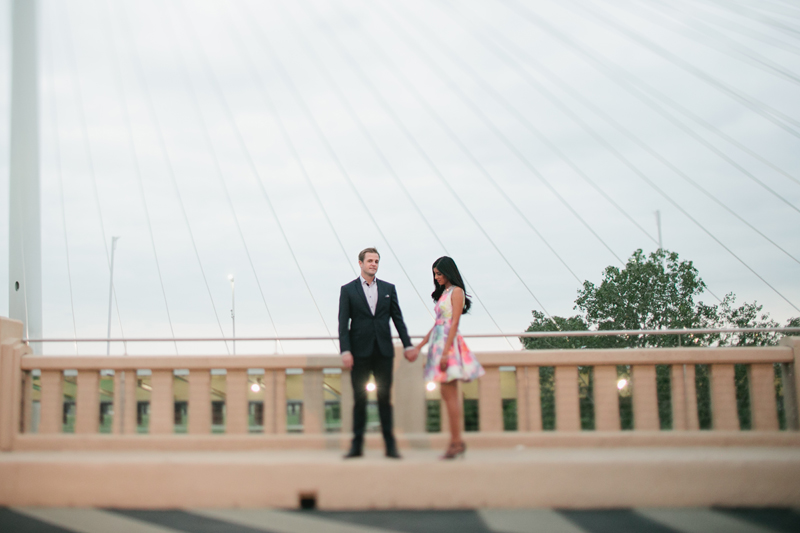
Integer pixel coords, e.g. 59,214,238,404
407,256,484,459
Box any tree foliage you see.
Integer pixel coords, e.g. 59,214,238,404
522,248,796,349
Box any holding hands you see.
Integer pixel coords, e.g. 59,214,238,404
404,346,420,362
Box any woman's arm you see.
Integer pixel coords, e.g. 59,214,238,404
404,326,433,362
416,327,434,350
440,288,465,369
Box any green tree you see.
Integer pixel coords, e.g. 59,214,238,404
716,293,780,347
574,249,717,348
521,311,595,350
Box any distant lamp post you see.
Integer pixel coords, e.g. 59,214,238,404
228,274,235,355
106,236,120,356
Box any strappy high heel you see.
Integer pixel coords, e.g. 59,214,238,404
440,441,466,460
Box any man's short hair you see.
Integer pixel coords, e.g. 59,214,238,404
358,247,380,262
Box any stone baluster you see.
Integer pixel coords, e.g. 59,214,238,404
632,365,659,430
302,369,325,434
113,370,137,434
478,367,502,432
39,370,62,434
711,364,739,430
672,364,699,430
75,370,99,434
149,369,173,434
226,370,248,434
515,366,541,432
555,366,580,431
593,365,620,431
188,370,211,434
749,364,779,431
275,370,287,434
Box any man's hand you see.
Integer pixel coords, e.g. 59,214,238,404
341,351,354,370
404,347,419,362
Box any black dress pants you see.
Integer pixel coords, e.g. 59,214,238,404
351,342,394,445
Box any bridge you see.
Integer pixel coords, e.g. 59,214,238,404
2,0,800,529
2,315,799,513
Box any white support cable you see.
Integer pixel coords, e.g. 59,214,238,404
293,0,533,337
626,0,800,85
214,4,357,283
370,0,658,253
684,0,800,57
498,0,800,209
107,0,195,354
704,0,800,36
43,14,78,354
103,0,224,355
157,3,285,354
505,1,800,200
377,0,627,267
444,0,800,269
676,0,800,58
488,2,800,311
339,3,588,286
752,0,800,19
60,1,128,347
555,0,800,138
234,0,434,319
172,0,339,344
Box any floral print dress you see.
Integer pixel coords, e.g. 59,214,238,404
424,286,485,383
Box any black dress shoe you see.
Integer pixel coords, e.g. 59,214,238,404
343,444,363,459
385,442,401,459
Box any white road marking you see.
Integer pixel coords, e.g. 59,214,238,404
478,509,590,533
191,508,397,533
11,508,184,533
635,508,782,533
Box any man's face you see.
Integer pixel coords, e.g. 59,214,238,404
359,252,380,279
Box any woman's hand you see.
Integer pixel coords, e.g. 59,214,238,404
439,347,452,371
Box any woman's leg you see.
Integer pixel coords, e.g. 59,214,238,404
440,381,462,445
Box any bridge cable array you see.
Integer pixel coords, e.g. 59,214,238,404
39,0,800,349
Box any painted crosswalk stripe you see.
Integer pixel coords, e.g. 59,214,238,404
479,509,590,533
559,509,678,533
192,509,397,533
635,508,782,533
12,508,183,533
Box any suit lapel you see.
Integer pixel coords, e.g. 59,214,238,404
376,280,387,314
353,278,370,313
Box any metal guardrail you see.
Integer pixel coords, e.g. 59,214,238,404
21,327,800,343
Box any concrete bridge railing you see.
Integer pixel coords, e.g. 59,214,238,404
1,316,799,452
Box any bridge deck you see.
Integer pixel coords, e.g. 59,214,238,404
2,445,799,510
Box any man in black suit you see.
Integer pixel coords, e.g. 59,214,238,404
338,247,414,459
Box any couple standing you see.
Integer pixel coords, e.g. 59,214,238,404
338,247,485,460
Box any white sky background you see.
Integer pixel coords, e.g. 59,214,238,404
0,0,798,355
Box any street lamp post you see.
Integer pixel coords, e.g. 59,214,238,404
228,274,235,355
106,236,120,356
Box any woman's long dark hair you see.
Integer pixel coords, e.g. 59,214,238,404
431,256,472,313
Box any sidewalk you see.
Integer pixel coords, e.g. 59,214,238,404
2,446,799,509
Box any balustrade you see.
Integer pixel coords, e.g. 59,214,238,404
1,317,799,452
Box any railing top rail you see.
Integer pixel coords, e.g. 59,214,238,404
20,346,794,370
20,327,800,343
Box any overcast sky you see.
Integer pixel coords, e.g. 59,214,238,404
1,0,798,355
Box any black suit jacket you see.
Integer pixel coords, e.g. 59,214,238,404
338,278,412,358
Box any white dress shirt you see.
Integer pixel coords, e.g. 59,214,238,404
361,275,378,316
